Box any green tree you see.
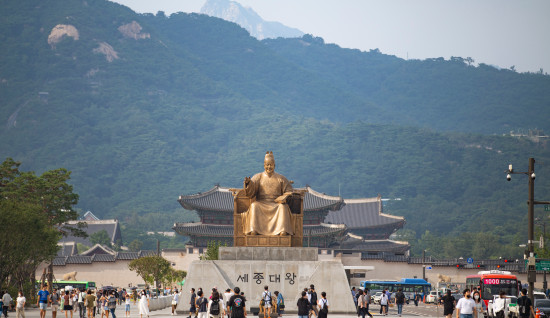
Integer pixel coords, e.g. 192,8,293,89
200,241,226,260
90,230,112,246
128,256,172,286
0,158,83,291
163,268,187,287
128,239,144,252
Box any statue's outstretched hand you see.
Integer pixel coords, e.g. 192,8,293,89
275,195,287,204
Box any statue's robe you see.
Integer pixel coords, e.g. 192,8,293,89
242,171,294,236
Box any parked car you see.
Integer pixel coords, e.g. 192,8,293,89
534,292,548,300
426,291,442,304
535,299,550,317
372,292,383,304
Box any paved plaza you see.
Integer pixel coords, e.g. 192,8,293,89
14,302,447,318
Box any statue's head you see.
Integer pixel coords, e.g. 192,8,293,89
264,151,275,175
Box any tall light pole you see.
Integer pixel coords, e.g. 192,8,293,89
507,158,550,302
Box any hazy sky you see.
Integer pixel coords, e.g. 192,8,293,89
112,0,550,73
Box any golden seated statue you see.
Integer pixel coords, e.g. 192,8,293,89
230,151,305,247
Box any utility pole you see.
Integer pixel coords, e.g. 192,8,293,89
507,158,550,303
422,250,426,281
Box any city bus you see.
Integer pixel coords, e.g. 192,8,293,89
465,271,519,307
360,278,432,298
37,280,96,291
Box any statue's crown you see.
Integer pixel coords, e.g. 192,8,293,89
264,151,274,161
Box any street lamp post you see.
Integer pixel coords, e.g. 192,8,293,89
507,158,550,303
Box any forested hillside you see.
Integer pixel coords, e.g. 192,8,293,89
1,0,550,257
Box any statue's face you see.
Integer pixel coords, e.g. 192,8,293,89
264,158,275,175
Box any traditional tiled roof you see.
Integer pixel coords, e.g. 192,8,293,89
178,186,344,213
92,254,116,262
173,222,346,237
81,244,116,256
51,250,158,266
324,197,405,230
59,219,122,247
336,234,410,253
66,255,93,264
82,211,100,221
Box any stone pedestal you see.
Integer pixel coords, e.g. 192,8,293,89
177,247,355,314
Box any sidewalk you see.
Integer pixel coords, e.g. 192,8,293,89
15,304,432,318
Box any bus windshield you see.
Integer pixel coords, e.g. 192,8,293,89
481,278,518,299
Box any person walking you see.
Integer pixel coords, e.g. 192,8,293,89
357,290,372,318
171,289,180,316
316,293,328,318
309,286,318,318
517,288,535,318
413,292,420,307
85,290,96,318
273,291,284,318
189,289,197,318
227,287,246,318
63,290,74,318
78,289,87,318
297,292,309,318
207,291,224,318
261,286,273,318
124,292,131,318
379,292,388,316
492,291,508,318
2,291,12,318
15,291,25,318
440,290,456,318
472,291,486,317
351,288,357,309
107,292,117,318
196,291,208,318
395,288,405,317
455,289,476,318
138,291,149,318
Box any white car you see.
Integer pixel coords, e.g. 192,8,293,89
372,292,383,304
426,291,441,304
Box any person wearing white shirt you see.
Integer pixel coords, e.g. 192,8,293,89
16,291,26,318
456,289,477,318
492,291,508,318
379,293,388,316
206,292,224,318
223,290,233,318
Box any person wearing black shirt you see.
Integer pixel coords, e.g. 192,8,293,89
439,290,455,318
297,292,309,318
188,288,196,318
227,287,246,318
517,288,535,318
309,285,318,318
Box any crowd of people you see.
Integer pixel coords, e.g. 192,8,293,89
185,284,328,318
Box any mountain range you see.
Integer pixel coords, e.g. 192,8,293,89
1,0,550,257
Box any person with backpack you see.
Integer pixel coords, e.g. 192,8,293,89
395,288,405,317
207,291,224,318
261,286,272,318
317,292,328,318
107,292,117,318
196,291,209,318
517,288,535,318
227,287,246,318
78,289,87,318
308,285,318,318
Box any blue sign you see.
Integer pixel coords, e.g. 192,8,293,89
426,266,432,270
467,258,474,264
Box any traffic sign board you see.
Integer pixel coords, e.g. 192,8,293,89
426,266,432,270
524,259,550,271
467,258,474,264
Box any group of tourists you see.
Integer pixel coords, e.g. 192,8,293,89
186,285,328,318
439,287,536,318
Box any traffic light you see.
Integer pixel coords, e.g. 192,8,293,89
476,264,485,269
456,264,464,269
